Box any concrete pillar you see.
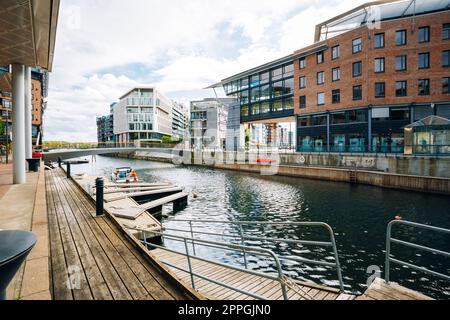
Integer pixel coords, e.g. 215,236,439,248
25,66,32,159
12,64,26,184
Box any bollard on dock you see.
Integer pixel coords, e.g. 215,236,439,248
96,177,104,216
66,162,71,178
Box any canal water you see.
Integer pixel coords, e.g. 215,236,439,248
71,156,450,299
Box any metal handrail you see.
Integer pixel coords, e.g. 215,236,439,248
385,220,450,283
137,229,290,300
161,219,345,292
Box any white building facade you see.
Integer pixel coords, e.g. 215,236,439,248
113,87,173,143
172,101,189,141
190,98,236,150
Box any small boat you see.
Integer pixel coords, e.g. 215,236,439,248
111,167,139,183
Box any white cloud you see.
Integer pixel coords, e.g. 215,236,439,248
46,0,369,142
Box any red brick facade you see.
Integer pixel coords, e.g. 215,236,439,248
294,11,450,115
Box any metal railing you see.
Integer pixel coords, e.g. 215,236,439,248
139,230,291,300
385,220,450,283
135,219,345,300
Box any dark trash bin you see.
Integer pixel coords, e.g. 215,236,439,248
26,158,40,172
0,230,37,300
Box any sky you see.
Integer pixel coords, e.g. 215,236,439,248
45,0,369,142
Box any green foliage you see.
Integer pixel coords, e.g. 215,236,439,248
161,136,173,144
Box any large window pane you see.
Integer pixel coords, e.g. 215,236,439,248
353,38,362,53
272,67,283,81
284,78,294,95
250,87,260,102
260,85,270,100
396,30,407,46
419,53,430,69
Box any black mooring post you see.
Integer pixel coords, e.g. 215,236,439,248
66,162,71,178
58,157,62,168
96,177,104,216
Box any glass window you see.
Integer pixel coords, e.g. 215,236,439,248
284,78,294,95
272,67,283,81
396,81,407,97
443,77,450,94
349,110,368,122
261,72,270,84
444,23,450,40
353,61,362,77
418,26,430,43
331,113,346,124
299,57,306,69
312,115,327,126
374,58,385,73
240,90,249,104
272,80,284,97
353,38,362,53
332,134,346,152
317,51,324,64
353,85,362,100
332,67,340,81
332,45,340,60
261,102,270,113
250,75,260,88
250,87,260,102
241,105,249,117
298,117,309,127
284,64,294,77
332,89,340,104
419,52,430,69
317,71,325,85
317,92,325,106
443,50,450,67
251,104,260,115
418,79,430,96
391,108,410,121
260,85,270,100
299,76,306,89
284,98,294,110
396,30,407,46
273,100,283,112
374,33,385,48
299,96,306,109
375,82,386,98
396,55,407,71
240,78,249,90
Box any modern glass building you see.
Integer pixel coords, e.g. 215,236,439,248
211,55,297,150
113,87,173,143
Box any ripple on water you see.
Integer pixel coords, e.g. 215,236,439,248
70,157,450,299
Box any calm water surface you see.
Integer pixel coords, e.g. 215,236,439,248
71,156,450,299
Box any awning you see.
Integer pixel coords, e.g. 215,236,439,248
0,0,60,71
404,115,450,128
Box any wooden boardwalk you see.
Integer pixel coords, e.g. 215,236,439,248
46,168,198,300
151,249,355,300
357,278,433,300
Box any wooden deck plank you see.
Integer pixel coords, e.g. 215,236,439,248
51,171,113,300
357,278,433,301
64,170,192,300
55,171,156,300
46,168,195,301
47,171,93,300
51,171,133,300
46,174,73,300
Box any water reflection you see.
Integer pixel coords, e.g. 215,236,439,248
71,156,450,299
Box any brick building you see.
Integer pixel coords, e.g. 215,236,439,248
213,0,450,154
